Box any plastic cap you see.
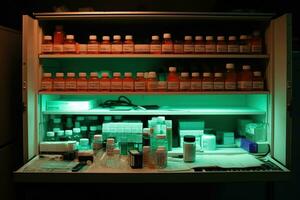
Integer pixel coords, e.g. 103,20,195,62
242,65,251,70
80,126,88,131
253,71,262,76
217,36,225,41
228,36,237,41
72,128,81,133
103,36,110,40
90,126,97,131
113,72,121,77
206,36,213,40
89,35,97,40
90,72,98,77
67,72,75,77
195,36,203,40
79,72,87,77
66,35,74,40
43,73,52,78
184,135,195,142
181,72,189,77
55,72,64,77
214,72,223,77
65,130,73,136
113,35,121,40
226,63,235,69
107,138,115,145
101,72,109,77
240,35,248,40
124,72,132,77
136,72,144,77
163,33,171,39
184,36,192,40
44,35,52,40
169,66,176,72
148,71,156,78
192,72,200,77
125,35,133,40
79,138,89,146
46,131,55,137
203,72,211,77
152,35,159,40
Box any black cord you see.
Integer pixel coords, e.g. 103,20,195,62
100,96,138,108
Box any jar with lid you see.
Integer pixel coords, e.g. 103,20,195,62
150,35,161,54
147,72,158,92
77,72,88,91
213,72,224,91
183,36,194,54
123,72,134,91
190,72,202,91
179,72,191,91
99,36,111,53
134,72,146,91
216,36,227,53
205,36,216,53
202,72,213,91
238,65,252,91
53,25,64,53
227,36,239,53
252,71,264,90
41,73,53,91
45,131,56,141
88,72,99,91
63,35,76,54
111,35,123,54
53,72,65,91
87,35,99,54
111,72,122,91
167,66,179,91
41,35,53,54
194,36,205,53
100,72,111,92
225,63,237,91
239,35,251,53
65,72,76,91
162,33,173,54
123,35,134,53
251,30,263,53
155,146,167,168
183,135,196,162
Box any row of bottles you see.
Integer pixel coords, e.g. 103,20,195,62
41,64,264,92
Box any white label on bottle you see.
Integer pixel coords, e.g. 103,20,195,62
123,44,134,53
134,44,150,53
88,81,99,90
183,44,194,53
238,81,252,89
228,45,239,53
150,44,161,53
239,45,250,53
173,44,184,53
41,81,52,90
79,44,87,53
53,81,65,90
180,81,191,90
53,44,63,53
213,82,224,90
41,44,53,53
205,44,216,53
194,44,205,53
167,81,179,90
65,81,77,90
253,81,264,89
111,81,122,90
190,81,201,90
77,81,88,90
225,82,236,90
63,44,76,53
217,45,228,53
202,81,213,90
251,45,262,53
134,81,146,90
87,44,99,53
147,81,157,90
111,44,123,53
157,81,167,90
99,44,111,53
162,44,173,53
100,81,110,90
123,81,134,90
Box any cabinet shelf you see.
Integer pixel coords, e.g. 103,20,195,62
39,54,269,59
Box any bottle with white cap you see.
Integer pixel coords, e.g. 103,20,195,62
134,72,146,91
227,36,239,53
99,36,111,53
41,73,53,91
45,131,56,141
65,72,76,91
190,72,202,91
238,65,252,90
147,72,158,91
111,72,122,91
123,72,134,91
202,72,213,91
239,35,251,53
93,134,103,151
179,72,191,91
162,33,173,54
183,35,194,54
77,72,88,91
88,72,99,91
252,71,264,90
111,35,123,54
100,72,111,92
216,36,227,53
87,35,99,54
41,35,53,54
194,36,205,53
53,72,65,91
213,72,224,91
205,36,216,53
106,138,115,156
123,35,134,53
150,35,161,54
63,34,76,54
225,63,237,90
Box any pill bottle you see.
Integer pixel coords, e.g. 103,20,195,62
134,72,146,91
87,35,99,54
239,35,251,53
162,33,173,54
106,138,115,156
53,25,64,53
190,72,202,91
251,30,263,53
202,72,213,91
123,35,134,53
41,35,53,54
238,65,252,91
100,72,111,92
45,131,56,141
53,72,65,91
183,135,196,162
41,73,53,91
225,63,237,91
155,146,167,168
150,35,161,54
173,40,184,54
167,66,179,91
147,72,158,92
77,72,88,91
65,72,76,91
99,36,111,53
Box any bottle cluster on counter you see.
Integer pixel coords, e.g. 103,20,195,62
41,64,265,92
41,25,263,54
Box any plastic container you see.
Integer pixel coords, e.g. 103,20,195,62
93,134,103,151
162,33,173,54
134,72,146,91
41,73,53,91
123,72,134,91
53,72,65,91
167,67,179,91
100,72,111,92
111,72,122,91
150,35,161,54
77,72,88,91
88,72,99,91
65,72,76,91
202,134,216,151
225,63,237,90
123,35,134,53
190,72,202,91
87,35,99,54
183,135,196,162
41,35,53,54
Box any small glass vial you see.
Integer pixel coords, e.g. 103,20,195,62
179,72,191,91
227,36,239,53
238,65,253,91
134,72,146,91
87,35,99,54
100,72,111,92
53,25,64,53
63,35,76,54
123,72,134,91
252,71,264,90
41,35,53,54
106,138,115,156
41,73,53,91
53,72,65,91
123,35,134,53
251,30,263,53
194,36,205,53
147,71,158,92
216,36,227,53
190,72,202,91
111,35,123,54
45,131,55,141
183,135,196,162
162,33,173,54
65,72,77,91
225,63,237,91
77,72,88,91
155,146,167,169
213,72,225,91
205,36,216,54
99,36,111,53
183,36,194,54
88,72,99,91
167,66,179,91
150,35,161,54
239,35,251,53
202,72,213,91
111,72,123,91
